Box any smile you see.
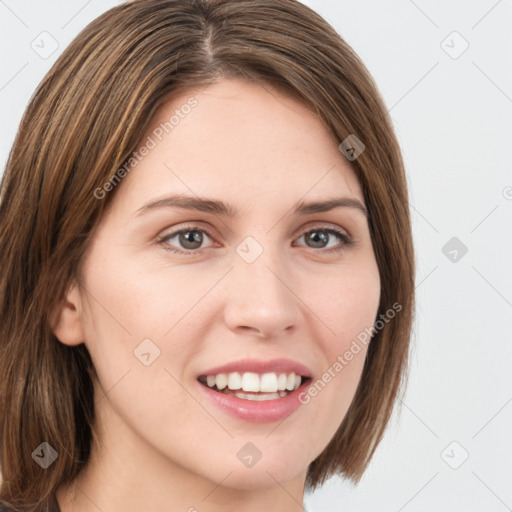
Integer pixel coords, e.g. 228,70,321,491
198,371,307,401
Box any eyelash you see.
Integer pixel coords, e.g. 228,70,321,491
157,224,353,256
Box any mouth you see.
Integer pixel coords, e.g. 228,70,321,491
196,359,314,422
197,371,312,401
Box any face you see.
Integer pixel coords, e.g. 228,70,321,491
61,77,380,490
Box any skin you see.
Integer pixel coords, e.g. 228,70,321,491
53,77,380,512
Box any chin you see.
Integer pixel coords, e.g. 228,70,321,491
196,453,310,491
216,466,306,491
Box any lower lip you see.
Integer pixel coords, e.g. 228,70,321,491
197,379,311,423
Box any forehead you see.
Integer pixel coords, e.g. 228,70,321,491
115,78,364,212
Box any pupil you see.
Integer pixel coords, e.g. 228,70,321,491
180,230,202,249
306,231,328,248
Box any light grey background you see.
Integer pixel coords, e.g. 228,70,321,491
1,1,511,510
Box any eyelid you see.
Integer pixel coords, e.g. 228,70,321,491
292,220,352,240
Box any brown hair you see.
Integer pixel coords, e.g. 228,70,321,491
0,0,414,509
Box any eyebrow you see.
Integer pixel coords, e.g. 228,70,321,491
134,194,367,218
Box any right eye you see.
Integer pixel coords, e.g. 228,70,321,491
158,225,217,255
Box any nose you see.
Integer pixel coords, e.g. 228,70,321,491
222,247,302,339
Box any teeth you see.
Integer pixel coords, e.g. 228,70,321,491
215,374,227,390
224,390,288,401
227,372,242,390
203,371,304,393
260,373,278,392
277,373,287,391
242,372,260,392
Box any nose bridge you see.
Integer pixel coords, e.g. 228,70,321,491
236,238,291,301
222,234,300,337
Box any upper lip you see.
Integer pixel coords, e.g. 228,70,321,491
198,358,312,378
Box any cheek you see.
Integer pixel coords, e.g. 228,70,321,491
79,263,196,435
299,258,380,416
81,242,207,344
311,258,381,348
78,242,220,418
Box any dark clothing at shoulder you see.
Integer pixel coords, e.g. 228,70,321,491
0,497,61,512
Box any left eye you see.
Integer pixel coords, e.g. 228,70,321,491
158,225,352,255
294,227,351,251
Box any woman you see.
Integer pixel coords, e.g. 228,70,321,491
0,0,415,510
